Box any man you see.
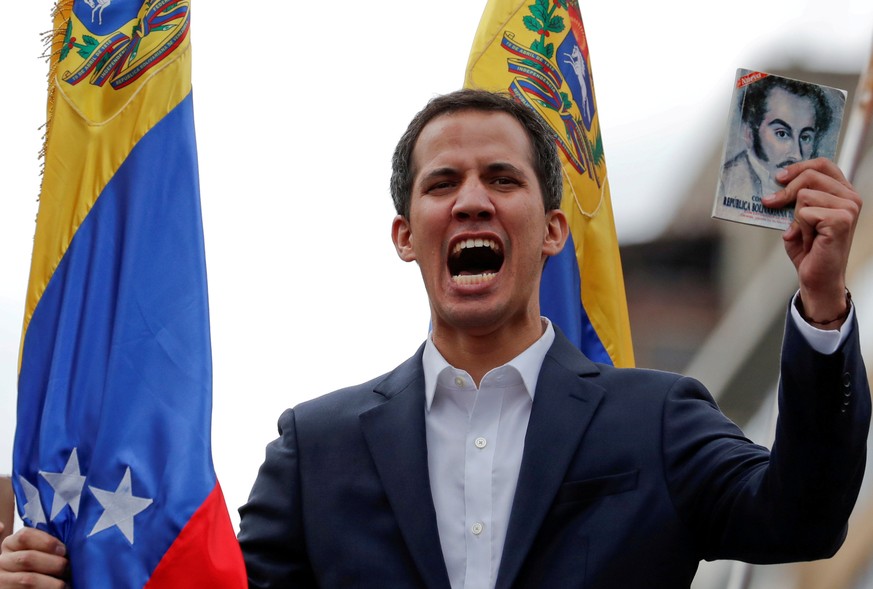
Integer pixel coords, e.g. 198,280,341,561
721,75,835,198
1,90,868,588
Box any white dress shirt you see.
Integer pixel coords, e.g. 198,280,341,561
790,292,853,354
423,320,554,589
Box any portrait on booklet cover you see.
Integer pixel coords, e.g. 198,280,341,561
713,69,846,230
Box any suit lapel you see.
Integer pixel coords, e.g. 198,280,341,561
496,332,605,589
359,350,452,589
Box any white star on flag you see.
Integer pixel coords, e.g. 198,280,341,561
18,476,46,525
88,467,153,544
40,448,87,519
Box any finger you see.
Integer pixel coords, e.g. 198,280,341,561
794,182,862,216
0,529,69,586
779,157,851,188
791,183,860,249
762,158,852,209
765,167,858,210
782,199,819,259
0,529,68,582
796,213,816,256
1,529,65,557
788,188,855,243
782,220,800,244
0,570,68,589
794,200,859,237
0,545,68,575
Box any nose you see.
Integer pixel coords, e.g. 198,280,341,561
452,178,495,221
785,139,802,163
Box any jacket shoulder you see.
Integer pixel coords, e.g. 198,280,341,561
281,343,426,430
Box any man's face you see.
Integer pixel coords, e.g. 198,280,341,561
747,86,817,177
391,110,567,339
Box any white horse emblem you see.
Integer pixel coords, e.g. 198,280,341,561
83,0,112,26
562,45,591,121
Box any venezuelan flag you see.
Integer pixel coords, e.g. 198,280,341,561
13,1,246,586
466,0,633,367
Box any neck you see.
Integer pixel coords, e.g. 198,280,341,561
431,315,545,386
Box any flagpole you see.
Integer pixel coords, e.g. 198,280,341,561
0,476,12,544
837,33,873,182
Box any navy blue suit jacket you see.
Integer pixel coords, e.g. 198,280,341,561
238,316,869,588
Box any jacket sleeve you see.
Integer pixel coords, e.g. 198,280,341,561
238,408,317,588
665,311,870,563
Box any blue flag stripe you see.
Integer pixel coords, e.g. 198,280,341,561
16,93,215,587
539,234,612,364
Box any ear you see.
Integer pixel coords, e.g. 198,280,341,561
742,123,754,149
542,209,569,258
391,215,416,262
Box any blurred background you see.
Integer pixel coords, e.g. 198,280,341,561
3,1,873,587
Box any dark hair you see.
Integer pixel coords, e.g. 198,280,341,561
741,76,833,154
390,89,563,218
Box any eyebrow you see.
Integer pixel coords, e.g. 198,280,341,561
417,162,528,185
767,118,793,129
417,167,458,186
484,162,527,176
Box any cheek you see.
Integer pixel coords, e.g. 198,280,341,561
413,235,444,270
761,134,783,157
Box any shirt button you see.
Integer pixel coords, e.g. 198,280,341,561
474,437,487,449
471,522,484,535
454,376,466,387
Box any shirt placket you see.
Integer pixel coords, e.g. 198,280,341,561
463,376,504,589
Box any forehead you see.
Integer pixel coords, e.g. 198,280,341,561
763,87,816,124
411,110,534,177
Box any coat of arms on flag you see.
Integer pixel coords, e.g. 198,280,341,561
467,0,634,367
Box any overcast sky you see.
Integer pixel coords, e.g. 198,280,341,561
3,1,873,529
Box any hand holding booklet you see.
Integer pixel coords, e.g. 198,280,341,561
712,69,847,230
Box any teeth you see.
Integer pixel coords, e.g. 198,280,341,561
452,273,497,286
452,238,500,256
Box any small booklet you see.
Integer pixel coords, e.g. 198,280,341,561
712,69,847,230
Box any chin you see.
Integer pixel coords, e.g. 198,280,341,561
434,305,504,332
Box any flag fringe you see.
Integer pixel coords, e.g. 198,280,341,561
37,1,74,187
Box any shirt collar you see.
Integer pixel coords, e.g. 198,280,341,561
422,319,555,411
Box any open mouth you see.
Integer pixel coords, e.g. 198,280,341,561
448,238,504,285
